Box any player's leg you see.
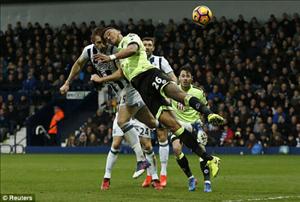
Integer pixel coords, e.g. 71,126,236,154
101,118,124,190
134,105,159,129
158,110,214,162
118,104,150,178
156,128,169,187
134,119,162,190
162,82,224,125
171,135,197,191
140,137,162,190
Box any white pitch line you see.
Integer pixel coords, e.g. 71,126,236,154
223,195,300,202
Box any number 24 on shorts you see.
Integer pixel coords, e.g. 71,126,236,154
152,76,167,90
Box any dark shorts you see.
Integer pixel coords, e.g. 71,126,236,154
131,68,173,119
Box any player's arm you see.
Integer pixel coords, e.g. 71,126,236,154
167,72,177,83
90,67,124,83
60,54,88,94
94,44,138,62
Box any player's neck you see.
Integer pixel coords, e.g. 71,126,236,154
117,34,123,45
181,85,191,92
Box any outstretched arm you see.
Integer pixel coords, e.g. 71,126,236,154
60,56,87,94
90,67,124,83
93,44,138,63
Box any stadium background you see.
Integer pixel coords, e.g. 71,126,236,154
1,1,300,201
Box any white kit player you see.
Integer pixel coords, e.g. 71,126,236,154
141,37,177,187
60,28,158,190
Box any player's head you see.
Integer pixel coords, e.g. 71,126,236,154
178,66,193,88
101,27,122,45
142,37,155,57
91,27,106,50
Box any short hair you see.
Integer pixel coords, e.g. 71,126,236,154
91,27,103,42
179,66,193,75
142,37,155,44
100,26,118,41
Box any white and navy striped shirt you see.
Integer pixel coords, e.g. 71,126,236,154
80,44,128,94
148,55,173,74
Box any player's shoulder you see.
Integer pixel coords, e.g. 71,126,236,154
191,85,205,94
125,33,141,41
82,44,94,52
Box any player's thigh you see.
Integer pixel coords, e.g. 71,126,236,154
117,105,139,126
156,128,168,142
158,110,182,133
134,106,157,129
163,82,187,104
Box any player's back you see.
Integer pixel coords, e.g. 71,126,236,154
117,33,155,81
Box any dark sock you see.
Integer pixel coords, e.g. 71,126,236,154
200,160,210,181
188,97,212,117
176,153,192,178
179,129,213,161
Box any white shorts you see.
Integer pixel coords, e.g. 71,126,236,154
119,85,145,108
112,113,151,139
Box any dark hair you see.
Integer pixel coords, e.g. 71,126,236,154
91,27,103,42
142,37,155,44
179,66,193,75
100,26,117,41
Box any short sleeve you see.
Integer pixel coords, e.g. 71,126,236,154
160,57,173,74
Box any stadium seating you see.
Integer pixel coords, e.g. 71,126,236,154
1,14,299,147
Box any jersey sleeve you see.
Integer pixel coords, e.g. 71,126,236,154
195,89,208,105
160,57,173,74
124,33,142,48
79,46,90,61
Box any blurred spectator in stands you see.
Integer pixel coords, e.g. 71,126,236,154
77,132,87,147
96,123,109,143
66,134,76,147
0,108,9,142
48,106,65,146
270,124,284,146
17,95,30,125
87,133,99,146
246,133,257,149
22,72,37,96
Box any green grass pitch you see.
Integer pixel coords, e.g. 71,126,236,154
1,154,300,202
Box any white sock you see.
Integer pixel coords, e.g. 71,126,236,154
123,122,145,162
145,150,158,180
104,148,119,179
159,140,169,176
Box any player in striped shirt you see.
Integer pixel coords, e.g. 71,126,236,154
60,28,153,189
141,37,177,187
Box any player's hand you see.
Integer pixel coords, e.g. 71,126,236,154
93,53,111,63
60,82,70,95
208,113,225,126
90,74,103,83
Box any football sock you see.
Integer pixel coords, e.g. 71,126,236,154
145,150,158,180
176,152,192,178
159,140,169,176
184,95,212,117
178,128,213,161
104,147,119,179
200,157,210,181
122,122,145,162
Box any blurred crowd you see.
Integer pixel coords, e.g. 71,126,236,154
1,13,300,147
